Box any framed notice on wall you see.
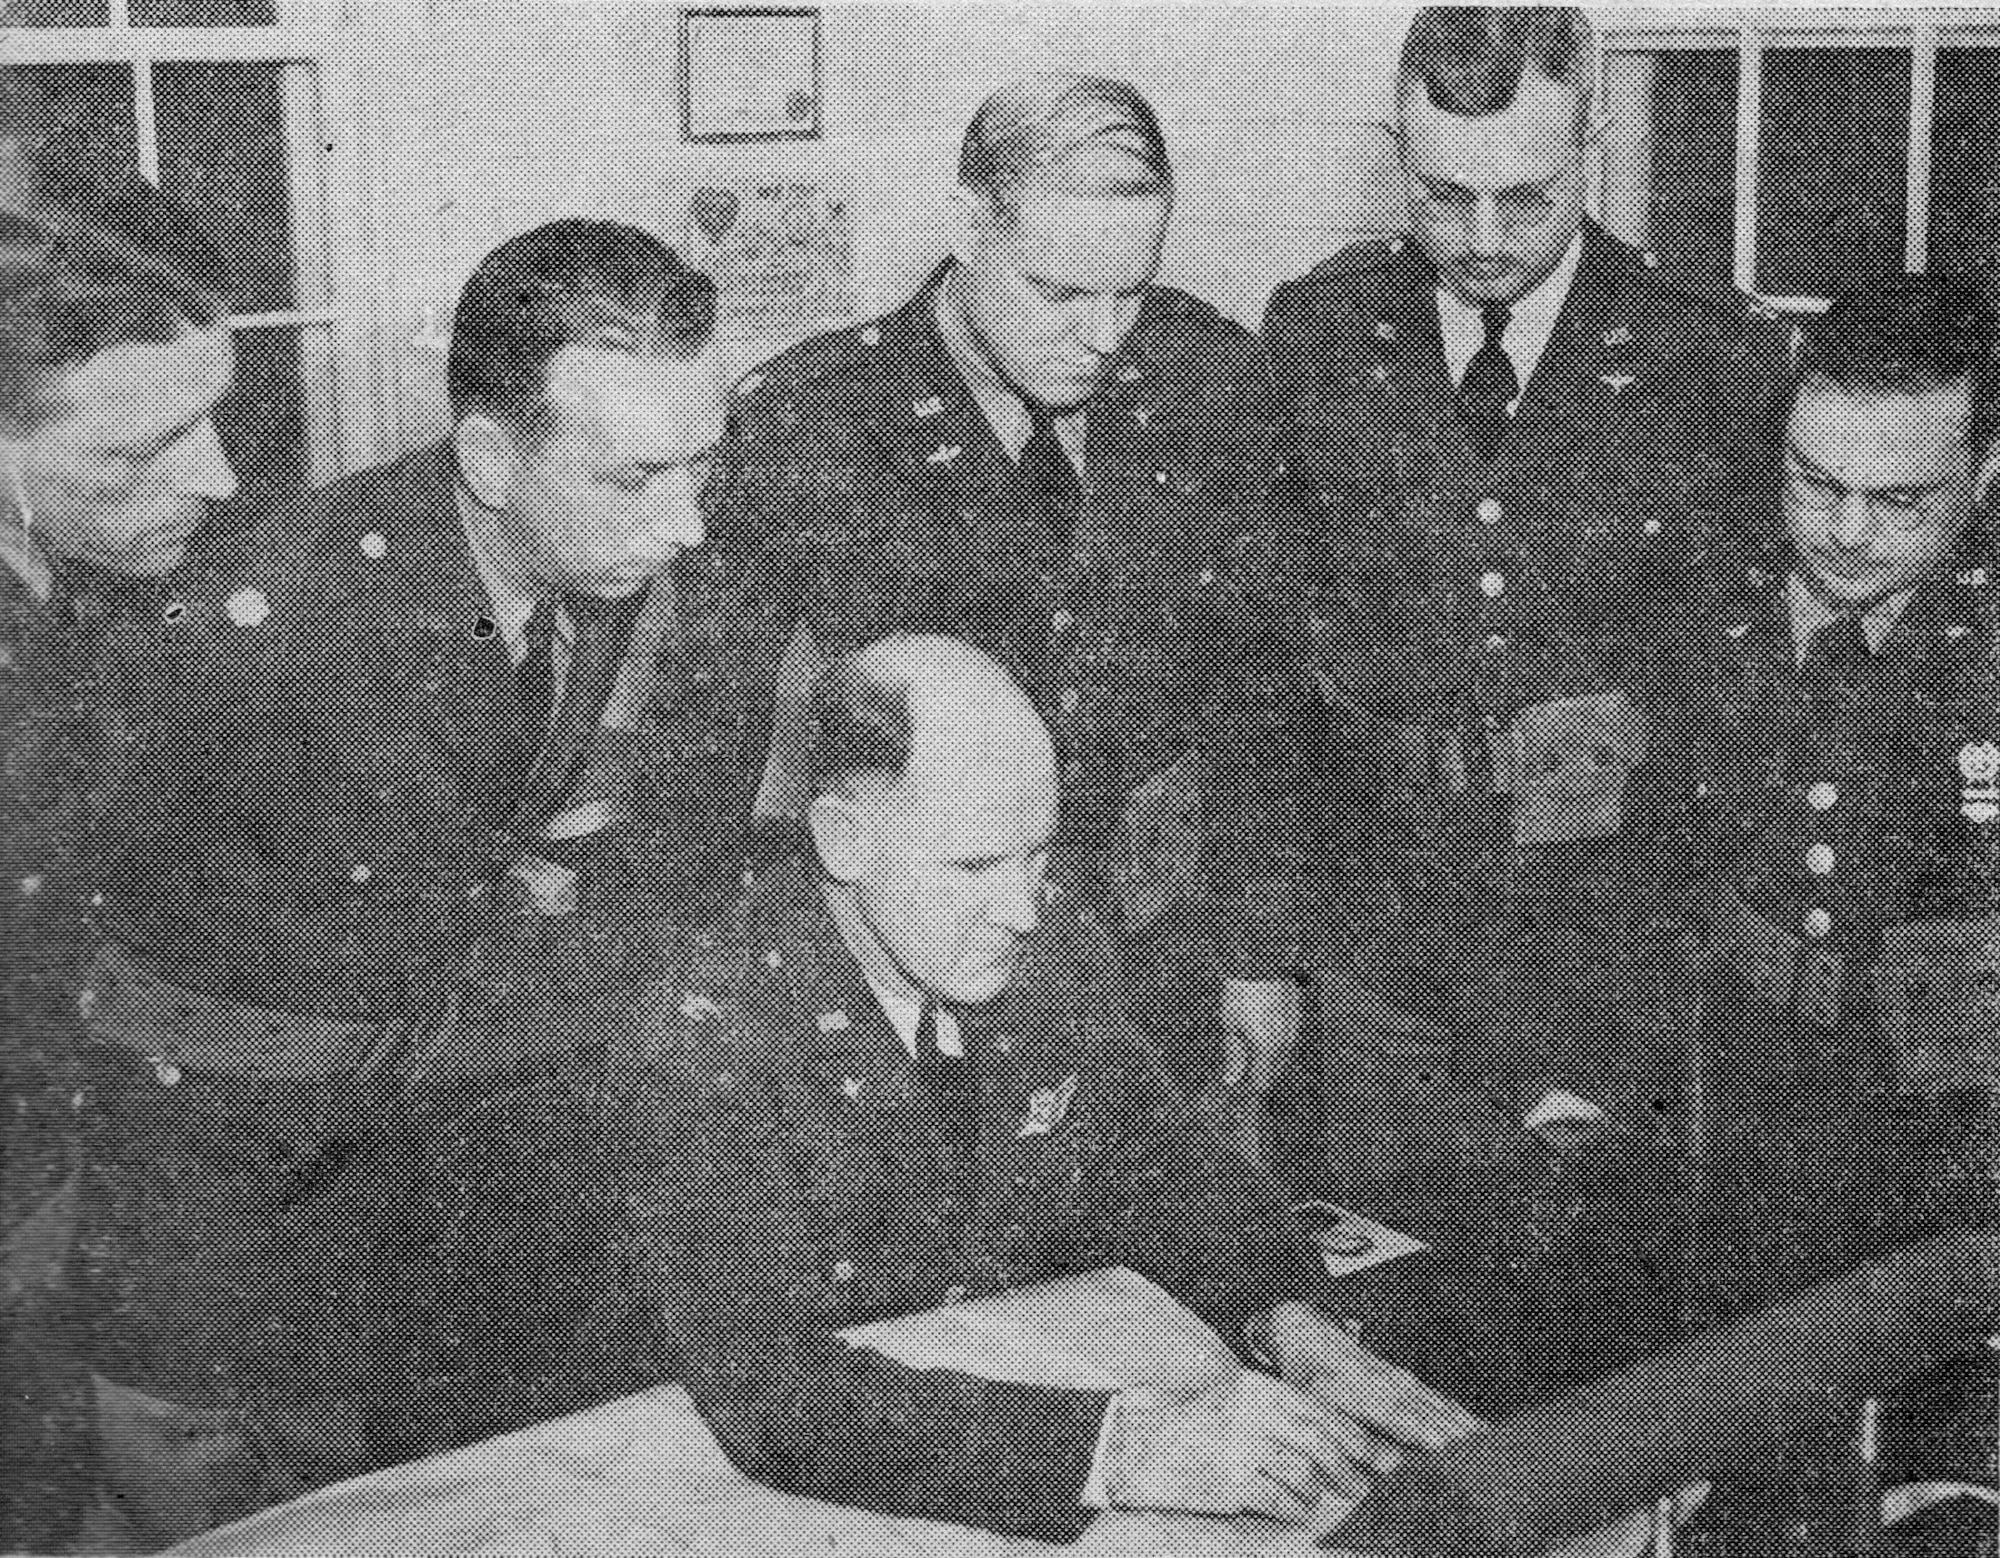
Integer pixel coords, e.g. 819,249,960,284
679,8,823,143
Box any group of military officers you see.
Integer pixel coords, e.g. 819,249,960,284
1,6,1995,1555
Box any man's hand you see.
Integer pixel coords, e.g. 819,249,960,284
1103,1367,1381,1522
1257,1302,1483,1457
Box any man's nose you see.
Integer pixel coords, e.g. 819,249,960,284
988,861,1042,936
1832,489,1874,550
177,419,237,502
1075,294,1123,356
1471,193,1505,254
632,477,705,560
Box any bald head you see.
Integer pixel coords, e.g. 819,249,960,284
808,636,1058,1007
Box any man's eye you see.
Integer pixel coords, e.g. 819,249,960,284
607,469,649,494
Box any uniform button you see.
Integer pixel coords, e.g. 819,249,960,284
1803,908,1832,939
1059,688,1080,715
1483,632,1508,653
1643,517,1662,536
1805,844,1835,876
1807,782,1838,811
1479,569,1507,599
832,1260,855,1282
1477,498,1504,525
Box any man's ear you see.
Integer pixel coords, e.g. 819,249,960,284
948,184,997,269
453,413,518,512
808,790,867,883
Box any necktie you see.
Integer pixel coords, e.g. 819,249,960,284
516,593,633,834
1459,304,1520,462
1016,403,1083,537
514,603,558,753
1800,610,1875,711
911,1002,981,1183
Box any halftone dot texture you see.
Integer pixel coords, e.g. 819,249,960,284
5,10,1999,1555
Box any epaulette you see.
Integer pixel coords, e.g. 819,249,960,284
1302,235,1415,285
1637,250,1788,333
730,316,891,406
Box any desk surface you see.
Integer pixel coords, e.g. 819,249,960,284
161,1269,1334,1558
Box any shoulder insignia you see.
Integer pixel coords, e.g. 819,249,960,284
1305,236,1408,284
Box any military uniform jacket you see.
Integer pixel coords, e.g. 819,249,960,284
58,445,665,1400
89,441,644,1025
1257,221,1790,1105
1668,550,2000,1024
408,856,1342,1542
1261,218,1789,733
683,264,1310,972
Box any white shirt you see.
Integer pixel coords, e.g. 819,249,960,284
1436,230,1585,393
866,978,966,1061
934,267,1087,475
1787,572,1912,665
0,519,52,602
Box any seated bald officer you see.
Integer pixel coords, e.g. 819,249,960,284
410,634,1476,1542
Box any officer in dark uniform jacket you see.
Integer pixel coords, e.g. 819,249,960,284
1650,278,1999,1556
675,75,1309,1105
60,221,727,1548
407,635,1499,1543
1259,9,1790,1135
1249,9,1795,1437
0,188,236,1552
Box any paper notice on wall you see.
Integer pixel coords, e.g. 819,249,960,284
683,181,858,342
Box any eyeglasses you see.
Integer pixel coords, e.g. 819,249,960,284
1401,145,1586,231
1784,448,1968,531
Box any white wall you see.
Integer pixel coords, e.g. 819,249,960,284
334,1,1420,461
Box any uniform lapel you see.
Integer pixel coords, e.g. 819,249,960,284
1506,222,1635,450
863,271,1018,539
371,443,522,753
748,862,980,1310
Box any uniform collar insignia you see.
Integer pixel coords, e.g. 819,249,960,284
1599,372,1637,392
1018,1073,1078,1138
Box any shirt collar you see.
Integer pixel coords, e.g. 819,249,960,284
933,265,1086,464
1435,228,1585,390
0,518,53,603
1786,570,1912,660
820,876,965,1059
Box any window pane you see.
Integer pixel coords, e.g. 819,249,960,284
1757,48,1910,297
154,60,298,311
218,323,308,497
0,63,137,186
1644,50,1738,281
0,0,112,22
1929,49,2000,280
130,0,278,24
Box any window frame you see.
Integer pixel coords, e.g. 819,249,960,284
1599,9,2000,310
1,0,374,484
